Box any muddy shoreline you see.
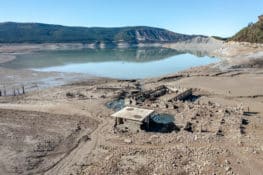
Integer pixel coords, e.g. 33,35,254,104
0,42,263,174
0,40,262,91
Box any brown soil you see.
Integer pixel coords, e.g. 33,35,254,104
0,109,98,175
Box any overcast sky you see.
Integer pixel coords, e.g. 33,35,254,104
0,0,262,37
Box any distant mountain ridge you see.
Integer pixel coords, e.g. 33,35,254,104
0,22,205,44
230,15,263,43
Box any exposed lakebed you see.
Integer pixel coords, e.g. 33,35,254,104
1,47,219,79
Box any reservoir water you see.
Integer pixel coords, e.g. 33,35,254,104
1,47,219,79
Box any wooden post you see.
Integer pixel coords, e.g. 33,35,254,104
146,116,150,130
22,85,25,94
13,89,16,96
114,118,117,127
3,87,6,96
117,118,119,125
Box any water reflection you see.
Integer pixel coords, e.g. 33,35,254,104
1,48,184,69
0,47,219,79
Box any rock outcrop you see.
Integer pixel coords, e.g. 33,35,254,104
230,15,263,43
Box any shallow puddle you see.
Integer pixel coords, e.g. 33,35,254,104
146,113,178,133
106,99,125,111
150,113,175,124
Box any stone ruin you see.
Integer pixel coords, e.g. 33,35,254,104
109,84,250,136
123,85,193,107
